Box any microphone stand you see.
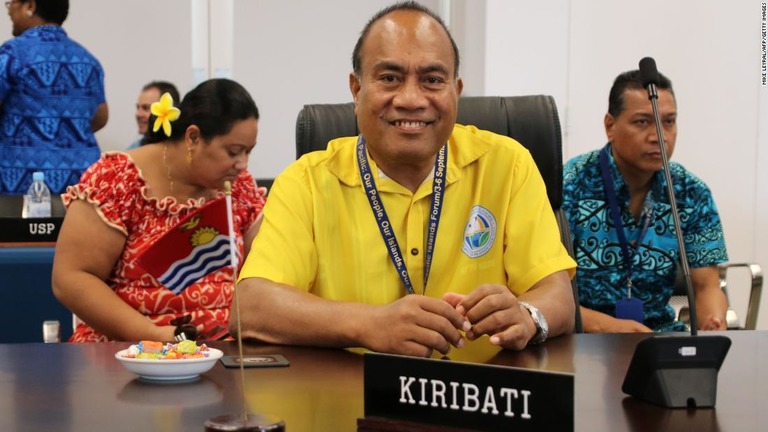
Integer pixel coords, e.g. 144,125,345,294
645,80,698,335
621,57,731,409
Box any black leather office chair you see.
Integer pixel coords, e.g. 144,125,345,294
295,95,583,333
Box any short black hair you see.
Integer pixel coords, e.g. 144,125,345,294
608,69,674,117
143,81,180,106
25,0,68,25
144,78,259,144
351,1,460,78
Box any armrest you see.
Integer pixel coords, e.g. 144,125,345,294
718,263,763,330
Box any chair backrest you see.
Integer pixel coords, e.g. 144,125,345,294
296,96,563,211
295,95,582,332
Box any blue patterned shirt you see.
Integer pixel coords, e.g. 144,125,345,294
0,25,106,194
562,144,728,332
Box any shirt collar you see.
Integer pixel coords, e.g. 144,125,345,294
328,124,492,192
24,25,66,38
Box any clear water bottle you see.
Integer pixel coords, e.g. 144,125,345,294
23,171,52,218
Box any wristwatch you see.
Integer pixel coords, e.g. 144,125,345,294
520,302,549,345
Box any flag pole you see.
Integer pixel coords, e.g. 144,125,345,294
224,181,248,425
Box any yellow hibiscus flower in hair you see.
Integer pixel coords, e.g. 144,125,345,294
151,92,181,137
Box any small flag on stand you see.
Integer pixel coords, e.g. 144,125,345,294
136,197,234,294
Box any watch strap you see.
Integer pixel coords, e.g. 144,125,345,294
520,301,548,345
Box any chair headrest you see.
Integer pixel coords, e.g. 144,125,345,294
296,95,563,209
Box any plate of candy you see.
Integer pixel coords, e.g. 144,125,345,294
115,340,223,381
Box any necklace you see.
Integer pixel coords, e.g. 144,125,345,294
162,144,174,193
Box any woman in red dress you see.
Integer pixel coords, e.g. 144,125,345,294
52,79,266,342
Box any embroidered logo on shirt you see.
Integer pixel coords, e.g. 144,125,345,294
462,205,496,258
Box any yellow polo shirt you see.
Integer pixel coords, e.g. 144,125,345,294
240,124,575,303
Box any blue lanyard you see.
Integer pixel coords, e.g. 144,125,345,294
598,146,654,298
356,135,446,295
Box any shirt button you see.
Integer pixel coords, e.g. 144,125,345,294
410,248,419,256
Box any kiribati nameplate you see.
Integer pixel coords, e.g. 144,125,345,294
362,352,574,431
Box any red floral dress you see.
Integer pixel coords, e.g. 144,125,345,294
62,152,265,342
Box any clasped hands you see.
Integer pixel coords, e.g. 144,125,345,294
363,284,536,357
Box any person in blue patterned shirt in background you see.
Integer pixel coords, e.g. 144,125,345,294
563,69,728,333
0,0,108,195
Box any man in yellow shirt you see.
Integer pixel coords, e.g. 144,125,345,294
234,1,576,357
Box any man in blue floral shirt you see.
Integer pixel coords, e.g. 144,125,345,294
563,69,728,333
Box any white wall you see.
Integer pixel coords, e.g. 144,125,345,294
230,1,441,179
15,1,196,150
482,1,571,114
1,0,765,328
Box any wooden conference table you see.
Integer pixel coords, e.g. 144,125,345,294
0,331,765,431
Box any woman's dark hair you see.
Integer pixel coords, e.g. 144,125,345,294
144,78,259,144
25,0,69,25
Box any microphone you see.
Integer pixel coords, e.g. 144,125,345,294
638,56,699,335
621,57,731,409
639,57,660,89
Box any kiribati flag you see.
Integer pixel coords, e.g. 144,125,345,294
136,197,234,294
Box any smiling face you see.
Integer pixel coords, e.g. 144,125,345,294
189,118,258,190
605,88,677,184
135,87,161,135
349,9,462,177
